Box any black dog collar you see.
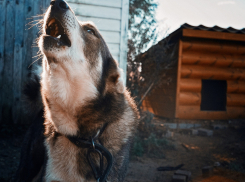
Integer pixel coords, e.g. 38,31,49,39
67,135,113,182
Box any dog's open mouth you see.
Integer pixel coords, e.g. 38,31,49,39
46,18,71,47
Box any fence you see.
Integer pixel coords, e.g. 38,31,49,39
0,0,51,124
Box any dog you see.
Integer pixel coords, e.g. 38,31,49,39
14,0,138,181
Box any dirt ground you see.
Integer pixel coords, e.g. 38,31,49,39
0,120,245,182
125,119,245,182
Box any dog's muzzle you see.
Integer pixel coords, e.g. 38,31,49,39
43,0,72,48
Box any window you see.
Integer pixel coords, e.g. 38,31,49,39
201,80,227,111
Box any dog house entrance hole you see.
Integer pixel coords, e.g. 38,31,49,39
201,80,227,111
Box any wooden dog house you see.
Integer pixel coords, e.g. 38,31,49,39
141,24,245,120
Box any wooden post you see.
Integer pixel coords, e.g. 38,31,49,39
21,0,34,123
119,0,129,85
3,0,15,123
0,0,6,123
175,40,183,118
13,0,24,124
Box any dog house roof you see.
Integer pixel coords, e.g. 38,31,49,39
180,23,245,34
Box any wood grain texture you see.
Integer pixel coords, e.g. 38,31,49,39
100,31,120,44
3,0,15,123
179,78,201,92
32,0,43,68
175,41,182,118
107,43,120,56
227,80,245,94
119,0,129,84
77,16,121,32
66,0,122,8
183,29,245,42
13,0,24,124
182,40,245,55
227,93,245,107
181,65,245,80
182,52,245,68
0,0,6,123
69,3,121,20
177,105,245,120
21,0,34,124
179,92,201,106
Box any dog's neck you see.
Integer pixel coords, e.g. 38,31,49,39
41,58,99,136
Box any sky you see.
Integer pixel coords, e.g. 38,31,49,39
156,0,245,40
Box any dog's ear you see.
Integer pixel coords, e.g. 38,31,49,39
107,67,125,94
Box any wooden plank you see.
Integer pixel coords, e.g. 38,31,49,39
177,105,245,120
175,41,183,118
77,16,121,32
179,92,201,106
69,3,121,20
183,29,245,42
21,0,34,123
0,0,6,123
107,43,120,56
180,78,201,92
227,80,245,93
2,0,15,123
182,52,245,68
66,0,122,8
119,0,129,84
32,0,43,68
100,31,120,44
227,93,245,107
112,55,120,62
43,0,50,13
182,40,245,55
181,65,245,80
13,0,24,124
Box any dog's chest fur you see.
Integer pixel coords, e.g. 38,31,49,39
45,135,83,182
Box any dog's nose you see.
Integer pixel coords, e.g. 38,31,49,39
50,0,69,10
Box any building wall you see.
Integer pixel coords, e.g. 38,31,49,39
142,66,178,118
0,0,129,124
175,38,245,120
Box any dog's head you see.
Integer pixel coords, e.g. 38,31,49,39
39,0,124,102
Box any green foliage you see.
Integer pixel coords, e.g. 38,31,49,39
128,0,158,56
132,136,144,157
127,0,159,105
131,111,175,159
132,133,175,159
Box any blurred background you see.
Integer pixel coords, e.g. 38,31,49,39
0,0,245,181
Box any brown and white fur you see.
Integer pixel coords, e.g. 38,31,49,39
14,0,138,182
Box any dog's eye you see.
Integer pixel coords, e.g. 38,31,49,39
87,29,95,35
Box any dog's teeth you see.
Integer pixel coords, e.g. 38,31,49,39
57,35,61,38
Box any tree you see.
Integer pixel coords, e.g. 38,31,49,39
127,0,176,108
128,0,158,58
127,0,158,104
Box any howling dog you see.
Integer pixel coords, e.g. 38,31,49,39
14,0,138,181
